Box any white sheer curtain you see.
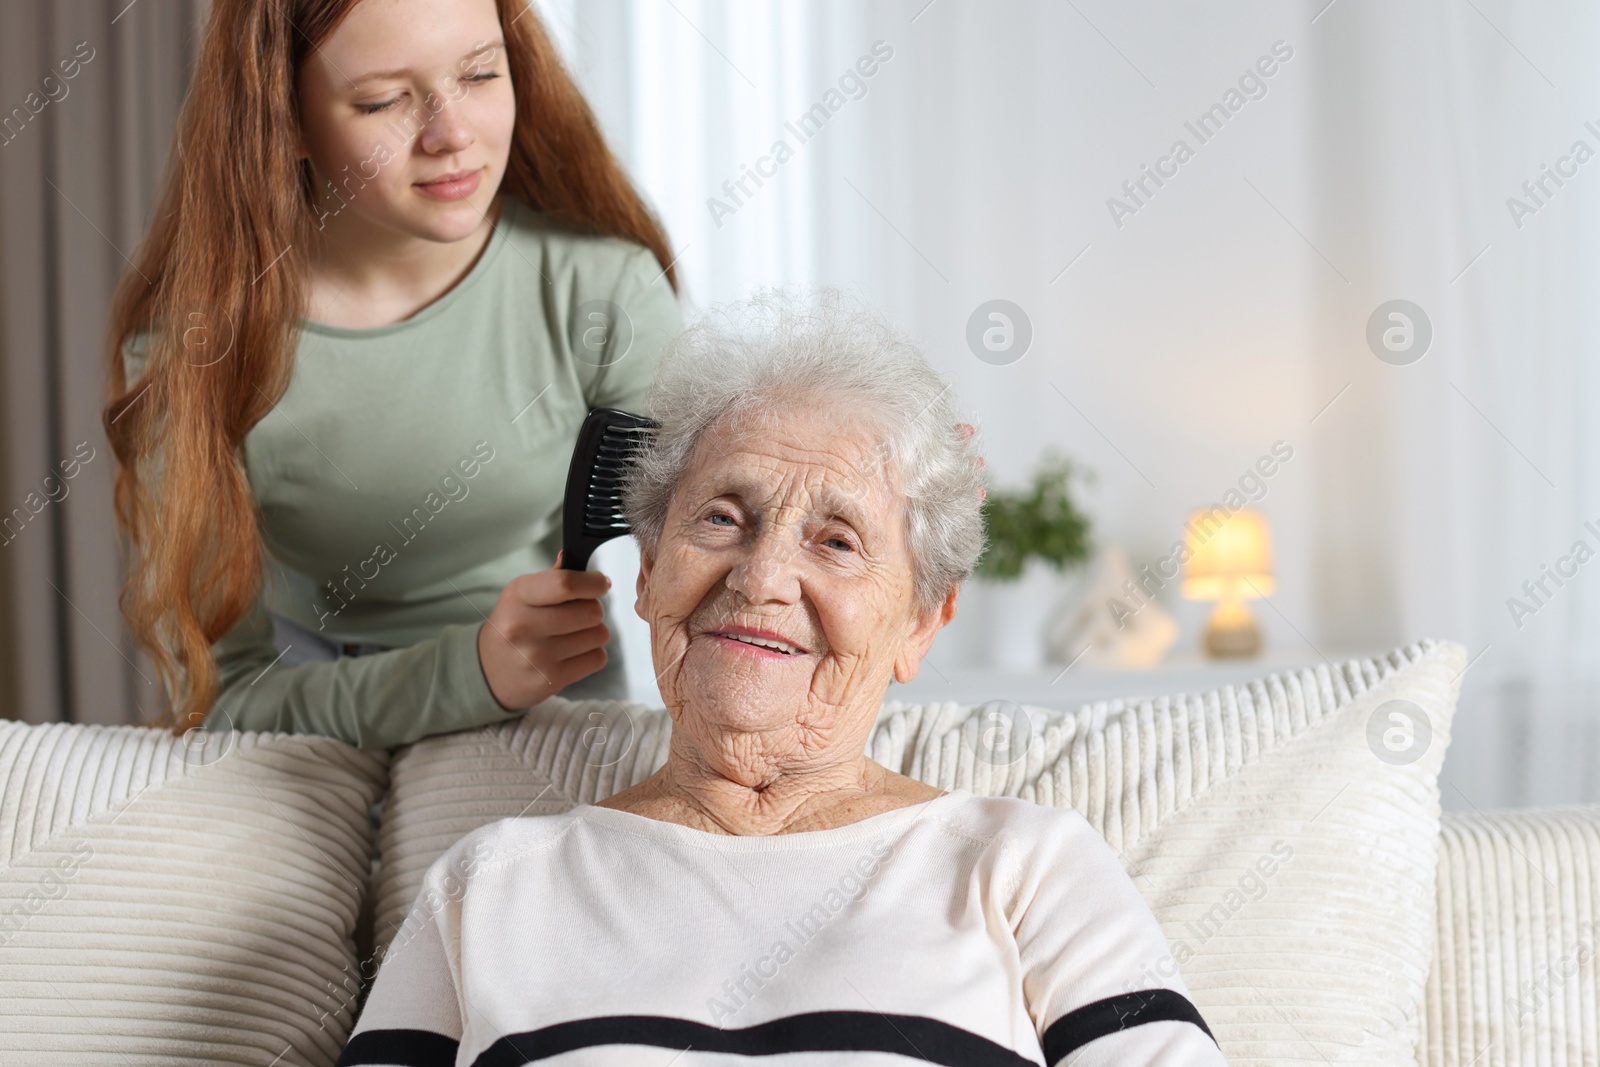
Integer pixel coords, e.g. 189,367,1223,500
1308,0,1600,808
546,0,1600,809
538,0,878,296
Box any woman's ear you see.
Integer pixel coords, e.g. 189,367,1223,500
892,584,959,684
635,549,654,622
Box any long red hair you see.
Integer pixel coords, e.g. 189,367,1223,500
103,0,678,734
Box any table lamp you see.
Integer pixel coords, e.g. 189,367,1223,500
1181,508,1275,657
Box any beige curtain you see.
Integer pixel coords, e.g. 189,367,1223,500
0,0,209,725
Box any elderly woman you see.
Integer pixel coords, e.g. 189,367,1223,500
337,291,1226,1067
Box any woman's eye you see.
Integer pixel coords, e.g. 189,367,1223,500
824,536,855,553
708,513,736,527
357,73,498,115
457,72,500,92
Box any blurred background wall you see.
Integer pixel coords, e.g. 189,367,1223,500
1,0,1596,811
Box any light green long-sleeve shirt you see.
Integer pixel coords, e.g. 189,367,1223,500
122,196,682,748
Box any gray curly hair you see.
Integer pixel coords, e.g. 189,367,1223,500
621,287,988,617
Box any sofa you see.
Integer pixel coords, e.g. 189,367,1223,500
0,638,1595,1065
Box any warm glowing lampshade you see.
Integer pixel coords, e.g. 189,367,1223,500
1181,509,1275,657
1182,509,1276,600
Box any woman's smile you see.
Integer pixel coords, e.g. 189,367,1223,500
414,166,484,201
709,631,807,658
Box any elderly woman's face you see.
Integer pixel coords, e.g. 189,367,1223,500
636,402,955,744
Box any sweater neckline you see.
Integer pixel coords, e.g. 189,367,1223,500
298,195,518,340
574,788,970,853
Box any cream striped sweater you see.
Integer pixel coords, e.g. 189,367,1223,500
339,788,1225,1066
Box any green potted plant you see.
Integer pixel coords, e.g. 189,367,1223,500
976,450,1093,580
952,450,1093,671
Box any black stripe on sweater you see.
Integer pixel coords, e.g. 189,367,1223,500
337,1027,460,1067
466,1011,1041,1066
1041,988,1217,1064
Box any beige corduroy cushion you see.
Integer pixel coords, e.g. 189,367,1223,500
881,640,1466,1065
376,639,1465,1065
373,696,670,952
0,720,388,1067
1419,806,1600,1067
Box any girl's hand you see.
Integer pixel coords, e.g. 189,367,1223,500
476,550,612,710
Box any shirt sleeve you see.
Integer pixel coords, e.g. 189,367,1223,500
1009,810,1229,1066
572,243,683,416
120,330,150,381
205,591,521,749
337,840,473,1067
117,337,524,748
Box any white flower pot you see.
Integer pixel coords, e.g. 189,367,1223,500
953,561,1073,671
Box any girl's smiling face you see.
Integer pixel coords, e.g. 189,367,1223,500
295,0,515,243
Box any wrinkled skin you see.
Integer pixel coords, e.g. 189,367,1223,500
599,400,960,835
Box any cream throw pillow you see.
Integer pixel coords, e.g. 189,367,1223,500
0,721,388,1066
377,639,1465,1066
875,638,1466,1065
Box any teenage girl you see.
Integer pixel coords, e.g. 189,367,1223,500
103,0,683,748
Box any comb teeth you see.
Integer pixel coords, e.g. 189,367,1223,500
562,408,660,570
583,424,654,535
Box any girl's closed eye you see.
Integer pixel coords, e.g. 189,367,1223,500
358,72,500,115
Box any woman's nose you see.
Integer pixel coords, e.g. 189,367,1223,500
726,532,803,604
417,99,473,155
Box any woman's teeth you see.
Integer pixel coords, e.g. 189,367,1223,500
724,633,799,654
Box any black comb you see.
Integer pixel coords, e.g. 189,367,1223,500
559,408,660,571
